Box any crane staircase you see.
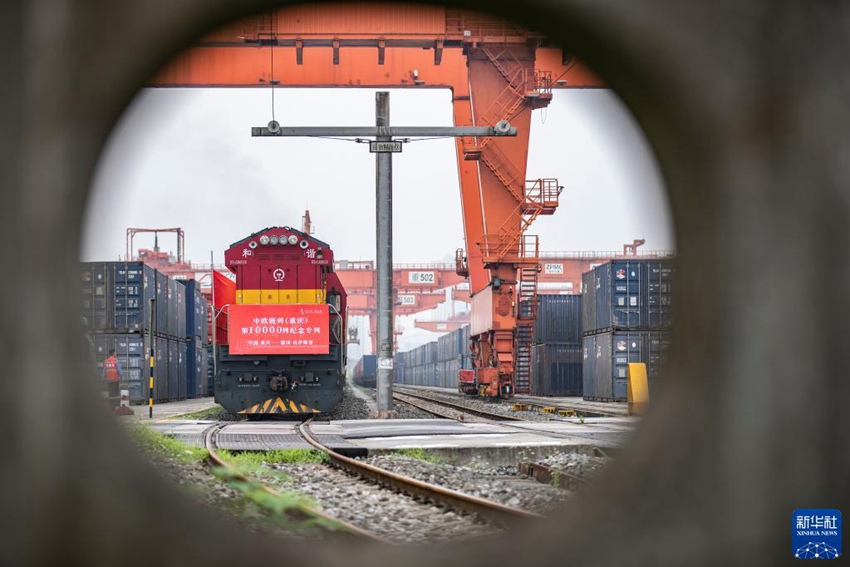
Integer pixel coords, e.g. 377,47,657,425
514,263,541,393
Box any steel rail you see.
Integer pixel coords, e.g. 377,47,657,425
391,392,476,421
393,387,526,422
393,390,621,449
204,424,387,543
297,420,542,526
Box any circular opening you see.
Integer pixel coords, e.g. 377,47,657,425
77,0,685,560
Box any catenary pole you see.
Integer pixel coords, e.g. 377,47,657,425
375,92,394,415
252,94,516,416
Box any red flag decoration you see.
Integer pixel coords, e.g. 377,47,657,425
213,270,236,310
213,271,236,345
228,304,330,355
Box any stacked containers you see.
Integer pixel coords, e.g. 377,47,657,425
394,326,470,388
582,259,674,401
183,280,210,398
530,295,583,396
81,261,193,403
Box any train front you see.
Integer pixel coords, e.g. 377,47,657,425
215,227,347,417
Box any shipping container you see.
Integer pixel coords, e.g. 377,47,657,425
81,262,114,331
91,333,148,402
155,336,168,402
581,270,596,334
177,340,187,399
88,332,185,404
187,338,200,398
353,354,377,387
167,340,179,400
155,271,169,334
534,295,582,344
206,345,214,397
112,263,157,331
531,343,583,396
182,280,208,340
646,261,675,329
582,331,671,401
582,259,675,335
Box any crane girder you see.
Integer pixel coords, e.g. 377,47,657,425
150,5,606,396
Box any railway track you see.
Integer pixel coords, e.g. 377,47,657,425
204,424,386,543
392,388,525,422
393,392,522,421
399,385,628,418
297,419,542,527
392,387,621,452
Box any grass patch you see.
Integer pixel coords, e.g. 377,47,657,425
391,448,443,464
215,449,327,482
127,424,208,464
220,448,327,467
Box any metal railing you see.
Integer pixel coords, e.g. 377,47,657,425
478,234,539,264
538,250,676,259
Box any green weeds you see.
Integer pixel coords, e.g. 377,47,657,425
127,423,208,464
391,448,443,464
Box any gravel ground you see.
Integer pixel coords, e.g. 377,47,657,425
359,455,570,514
349,383,436,420
395,387,559,422
267,462,498,543
536,452,609,481
142,444,326,539
322,385,373,421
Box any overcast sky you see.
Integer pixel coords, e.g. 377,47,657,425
81,87,675,352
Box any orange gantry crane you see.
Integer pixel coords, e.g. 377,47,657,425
335,260,466,352
150,4,605,397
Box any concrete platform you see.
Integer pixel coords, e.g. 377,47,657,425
129,397,219,422
148,417,632,465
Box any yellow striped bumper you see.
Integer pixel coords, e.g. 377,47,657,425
238,397,320,415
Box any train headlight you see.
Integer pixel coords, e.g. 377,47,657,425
269,235,279,245
259,235,270,245
248,241,258,249
288,235,298,245
299,239,309,249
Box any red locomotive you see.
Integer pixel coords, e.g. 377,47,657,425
214,226,347,416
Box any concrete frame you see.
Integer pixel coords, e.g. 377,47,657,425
0,0,847,565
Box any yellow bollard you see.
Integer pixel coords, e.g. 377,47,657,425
627,362,649,416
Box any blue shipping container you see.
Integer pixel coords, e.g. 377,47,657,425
167,339,179,400
582,331,671,402
534,295,582,344
182,279,208,339
178,341,187,399
531,343,583,396
583,259,675,335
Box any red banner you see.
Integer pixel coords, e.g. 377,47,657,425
228,304,330,355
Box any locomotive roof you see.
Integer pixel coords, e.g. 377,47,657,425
228,226,331,250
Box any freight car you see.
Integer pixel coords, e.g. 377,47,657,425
214,227,347,417
352,355,377,388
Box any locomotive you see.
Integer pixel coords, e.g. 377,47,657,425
214,226,347,416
